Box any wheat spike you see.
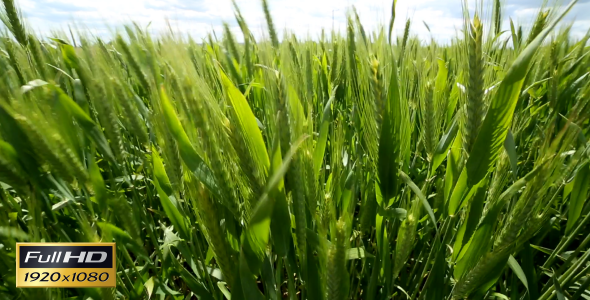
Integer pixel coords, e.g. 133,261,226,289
15,115,73,182
492,0,502,36
116,35,150,91
193,182,237,287
452,247,512,299
290,151,308,264
109,196,142,243
186,83,239,215
526,10,549,45
371,56,384,130
327,219,349,300
27,35,48,79
3,38,25,86
162,128,183,194
223,23,241,64
113,80,149,146
463,15,484,154
1,0,28,46
261,0,279,49
399,19,411,67
53,134,88,184
0,151,27,190
422,82,436,160
94,84,124,161
393,199,419,279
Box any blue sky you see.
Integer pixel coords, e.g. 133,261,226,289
14,0,590,42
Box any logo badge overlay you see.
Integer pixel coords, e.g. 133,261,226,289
16,243,116,288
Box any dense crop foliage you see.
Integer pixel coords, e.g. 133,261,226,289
1,0,589,298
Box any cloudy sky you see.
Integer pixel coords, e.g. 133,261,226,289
14,0,590,42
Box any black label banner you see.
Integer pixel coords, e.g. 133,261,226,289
19,246,113,269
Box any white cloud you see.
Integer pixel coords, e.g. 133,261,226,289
13,0,590,43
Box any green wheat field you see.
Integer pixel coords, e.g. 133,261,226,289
0,0,589,298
